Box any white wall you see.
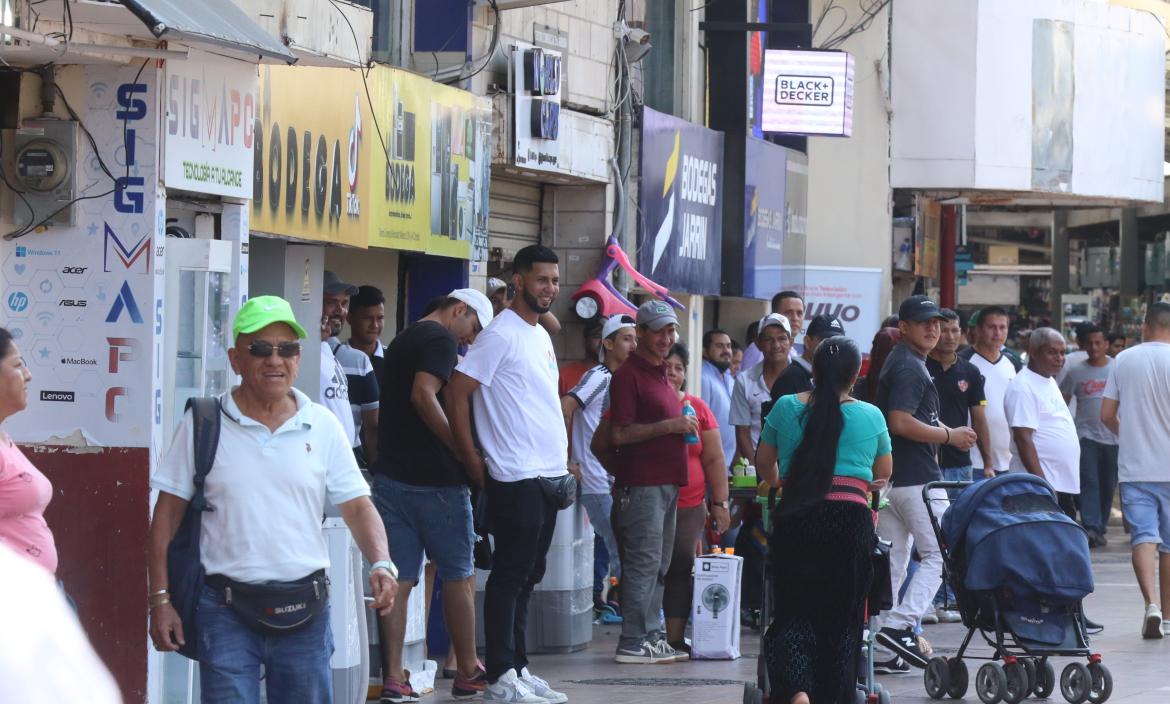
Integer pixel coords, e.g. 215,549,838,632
805,0,895,323
891,0,1165,203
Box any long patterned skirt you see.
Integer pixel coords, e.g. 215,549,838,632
764,500,874,704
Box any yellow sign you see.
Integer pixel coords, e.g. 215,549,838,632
367,67,493,260
250,66,370,248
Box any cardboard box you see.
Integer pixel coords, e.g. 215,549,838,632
987,245,1020,265
691,553,743,659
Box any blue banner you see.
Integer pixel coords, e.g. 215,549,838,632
743,137,789,300
637,107,724,296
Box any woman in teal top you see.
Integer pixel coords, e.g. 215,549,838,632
755,337,892,704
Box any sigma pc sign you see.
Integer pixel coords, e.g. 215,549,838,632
762,49,855,137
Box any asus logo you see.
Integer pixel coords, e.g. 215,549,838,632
59,299,87,307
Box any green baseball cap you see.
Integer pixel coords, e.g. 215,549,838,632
232,295,308,342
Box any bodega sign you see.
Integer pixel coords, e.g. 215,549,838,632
164,50,257,199
762,49,854,137
637,107,724,296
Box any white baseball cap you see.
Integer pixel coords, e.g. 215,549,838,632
757,312,792,337
486,277,508,294
448,288,494,330
599,314,637,361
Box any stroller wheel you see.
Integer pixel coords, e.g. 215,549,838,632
1003,661,1029,704
925,657,951,699
1060,662,1091,704
946,658,969,699
1021,659,1037,694
1086,663,1112,703
977,662,1008,704
1034,659,1056,699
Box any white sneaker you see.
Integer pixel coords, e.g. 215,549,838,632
651,639,679,662
519,668,567,704
485,669,549,704
920,611,939,625
935,607,962,623
1143,604,1164,639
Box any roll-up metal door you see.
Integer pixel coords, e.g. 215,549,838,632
488,176,542,265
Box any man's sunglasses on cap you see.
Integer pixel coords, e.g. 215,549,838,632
247,341,302,358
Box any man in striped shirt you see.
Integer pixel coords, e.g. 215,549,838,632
561,314,638,613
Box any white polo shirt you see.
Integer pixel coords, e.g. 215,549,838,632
729,362,773,451
152,387,370,583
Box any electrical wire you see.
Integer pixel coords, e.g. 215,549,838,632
1,60,145,239
457,0,500,83
818,0,890,50
326,0,392,171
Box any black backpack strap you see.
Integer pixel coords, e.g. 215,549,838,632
184,397,222,511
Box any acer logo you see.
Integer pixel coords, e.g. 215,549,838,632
61,266,87,275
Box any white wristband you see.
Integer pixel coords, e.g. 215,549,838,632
370,559,398,579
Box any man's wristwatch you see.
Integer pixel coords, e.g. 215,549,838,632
370,559,398,579
709,499,730,510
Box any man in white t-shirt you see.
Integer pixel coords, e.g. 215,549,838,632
1005,328,1080,515
447,246,571,704
561,314,638,614
961,306,1019,477
1102,302,1170,639
320,271,361,448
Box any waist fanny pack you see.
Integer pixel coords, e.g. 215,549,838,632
539,473,578,510
206,570,329,635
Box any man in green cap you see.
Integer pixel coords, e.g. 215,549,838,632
147,295,398,702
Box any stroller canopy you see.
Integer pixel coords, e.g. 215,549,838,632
941,473,1094,603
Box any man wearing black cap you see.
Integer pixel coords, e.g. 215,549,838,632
874,295,978,670
769,313,845,403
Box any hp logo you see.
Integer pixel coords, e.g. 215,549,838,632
7,292,29,312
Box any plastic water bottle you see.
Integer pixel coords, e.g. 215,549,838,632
682,400,700,445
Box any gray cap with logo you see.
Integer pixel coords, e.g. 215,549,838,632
636,300,679,330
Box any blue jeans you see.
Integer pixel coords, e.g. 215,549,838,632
580,492,621,588
1076,439,1119,535
372,474,475,583
196,584,333,703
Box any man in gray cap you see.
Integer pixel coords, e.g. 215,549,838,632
321,271,380,461
606,300,698,664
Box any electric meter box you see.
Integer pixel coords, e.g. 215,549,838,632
11,119,79,227
691,553,743,660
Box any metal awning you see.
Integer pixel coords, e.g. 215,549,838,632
120,0,296,63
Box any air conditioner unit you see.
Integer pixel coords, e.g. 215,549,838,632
7,119,79,228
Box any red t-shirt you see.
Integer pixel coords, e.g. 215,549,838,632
609,352,687,486
678,394,718,508
558,360,594,398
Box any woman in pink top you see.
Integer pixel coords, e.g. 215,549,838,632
0,328,57,573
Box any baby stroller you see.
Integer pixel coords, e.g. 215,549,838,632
921,474,1112,704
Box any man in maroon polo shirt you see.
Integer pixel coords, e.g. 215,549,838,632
608,300,697,664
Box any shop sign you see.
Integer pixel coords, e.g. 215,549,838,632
0,65,157,446
742,137,791,300
164,50,257,199
251,66,369,248
368,67,492,260
512,42,563,174
780,266,883,354
762,49,854,137
637,107,724,296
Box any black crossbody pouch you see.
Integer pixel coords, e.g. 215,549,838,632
538,473,578,510
206,570,330,635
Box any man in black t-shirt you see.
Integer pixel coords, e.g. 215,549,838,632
370,288,493,702
769,313,845,402
874,296,978,671
927,309,993,483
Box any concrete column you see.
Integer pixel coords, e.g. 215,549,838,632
677,293,704,393
1051,210,1069,323
1120,208,1141,296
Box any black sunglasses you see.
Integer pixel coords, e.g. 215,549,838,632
246,341,302,358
